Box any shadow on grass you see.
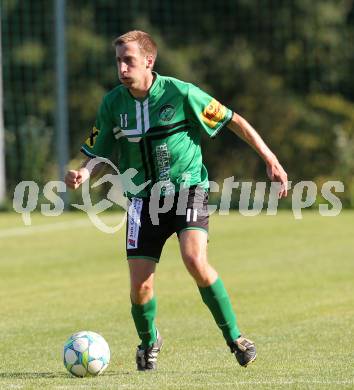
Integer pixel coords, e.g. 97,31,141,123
0,370,224,380
0,372,69,379
0,371,135,380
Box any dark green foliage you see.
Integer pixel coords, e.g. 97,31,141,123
2,0,354,205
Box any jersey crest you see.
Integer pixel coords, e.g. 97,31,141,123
159,104,176,122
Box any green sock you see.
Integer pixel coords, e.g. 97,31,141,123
198,277,241,343
131,297,157,348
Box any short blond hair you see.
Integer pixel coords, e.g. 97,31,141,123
113,30,157,60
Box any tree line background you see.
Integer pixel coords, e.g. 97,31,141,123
2,0,354,208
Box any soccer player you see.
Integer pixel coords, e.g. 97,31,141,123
65,30,288,371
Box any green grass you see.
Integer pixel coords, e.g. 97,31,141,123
0,211,353,389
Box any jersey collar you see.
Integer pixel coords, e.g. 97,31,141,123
126,71,161,102
148,71,161,96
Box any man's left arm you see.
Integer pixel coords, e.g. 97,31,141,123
227,112,288,198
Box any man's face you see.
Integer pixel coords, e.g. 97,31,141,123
115,41,149,90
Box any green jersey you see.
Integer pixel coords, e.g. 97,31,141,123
81,72,233,197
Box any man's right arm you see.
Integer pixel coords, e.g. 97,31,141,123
65,158,104,189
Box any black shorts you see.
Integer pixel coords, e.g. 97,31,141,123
126,186,209,262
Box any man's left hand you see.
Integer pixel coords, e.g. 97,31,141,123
266,158,288,198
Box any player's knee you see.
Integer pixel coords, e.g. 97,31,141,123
183,251,204,274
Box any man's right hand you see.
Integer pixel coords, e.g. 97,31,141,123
65,168,90,189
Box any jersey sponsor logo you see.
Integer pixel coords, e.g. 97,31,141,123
156,143,174,195
84,126,100,148
200,98,227,128
127,197,143,249
159,104,176,122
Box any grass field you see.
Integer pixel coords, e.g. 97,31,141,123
0,211,353,389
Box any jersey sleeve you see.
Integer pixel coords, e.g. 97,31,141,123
186,84,233,138
80,96,116,159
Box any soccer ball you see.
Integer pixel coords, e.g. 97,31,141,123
63,331,110,377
